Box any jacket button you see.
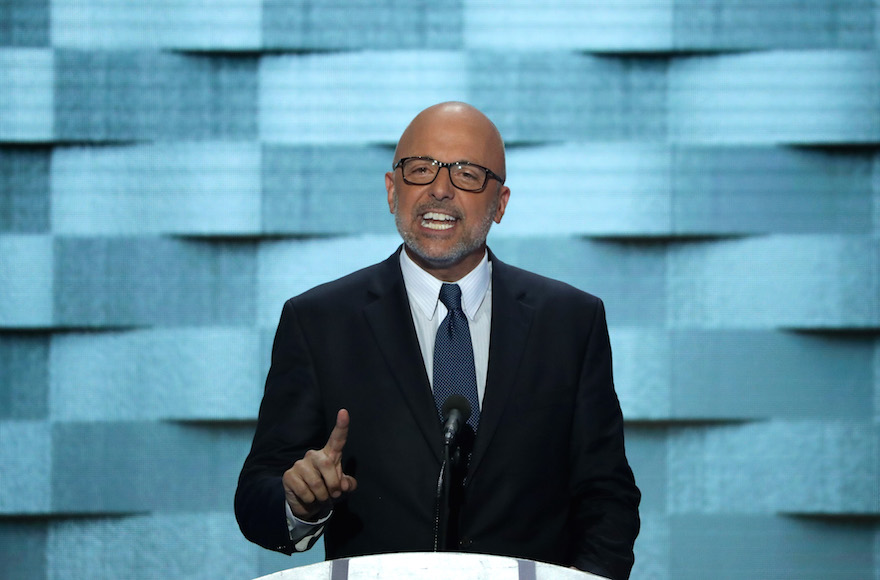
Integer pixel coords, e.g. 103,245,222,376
459,538,473,548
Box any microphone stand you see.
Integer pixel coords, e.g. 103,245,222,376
433,442,453,552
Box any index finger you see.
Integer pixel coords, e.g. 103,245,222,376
323,408,350,456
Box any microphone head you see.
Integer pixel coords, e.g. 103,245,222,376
442,395,472,422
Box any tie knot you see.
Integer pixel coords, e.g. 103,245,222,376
438,283,463,312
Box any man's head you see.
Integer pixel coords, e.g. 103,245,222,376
386,102,511,281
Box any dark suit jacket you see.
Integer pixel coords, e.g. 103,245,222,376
235,247,640,580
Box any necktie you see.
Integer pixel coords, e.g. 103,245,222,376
433,283,480,432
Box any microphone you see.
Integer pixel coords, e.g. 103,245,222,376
441,395,472,446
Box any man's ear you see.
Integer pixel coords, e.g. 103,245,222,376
385,172,396,214
493,185,511,224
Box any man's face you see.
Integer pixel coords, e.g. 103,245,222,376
385,109,510,279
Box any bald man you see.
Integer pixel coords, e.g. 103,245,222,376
235,103,640,580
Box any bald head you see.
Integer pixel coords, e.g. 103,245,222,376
393,102,506,180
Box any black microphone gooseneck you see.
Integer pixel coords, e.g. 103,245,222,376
433,395,472,552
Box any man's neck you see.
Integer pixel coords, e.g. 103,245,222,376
403,245,487,283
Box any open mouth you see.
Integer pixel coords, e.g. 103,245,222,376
421,211,457,231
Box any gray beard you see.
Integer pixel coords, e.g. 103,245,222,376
394,193,499,268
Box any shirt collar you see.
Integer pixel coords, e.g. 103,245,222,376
399,247,491,322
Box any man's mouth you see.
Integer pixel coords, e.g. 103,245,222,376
421,211,457,231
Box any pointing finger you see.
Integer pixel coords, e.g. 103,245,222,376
324,408,350,457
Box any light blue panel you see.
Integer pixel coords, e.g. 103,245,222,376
667,422,879,514
257,235,401,327
261,145,395,235
54,51,258,142
0,521,47,580
0,334,48,419
51,0,260,49
464,0,673,50
490,237,668,326
51,143,261,235
469,52,668,143
264,0,462,49
620,426,668,515
670,332,876,420
53,237,257,327
51,422,254,513
503,144,672,236
0,49,53,142
673,146,875,234
0,235,52,328
49,328,262,421
630,514,668,580
259,52,468,144
669,515,877,580
0,0,48,47
611,328,672,420
612,330,875,421
0,148,49,232
673,0,876,49
46,513,255,580
0,421,51,513
666,236,880,329
668,51,880,144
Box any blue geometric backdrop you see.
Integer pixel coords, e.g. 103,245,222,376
1,1,878,579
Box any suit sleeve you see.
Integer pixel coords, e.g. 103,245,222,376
234,299,327,554
569,298,641,580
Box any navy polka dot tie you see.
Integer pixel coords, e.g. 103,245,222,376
433,283,480,432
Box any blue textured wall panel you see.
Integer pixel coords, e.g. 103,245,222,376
667,236,880,329
610,330,876,420
464,0,674,50
491,238,668,326
673,0,877,49
0,148,50,232
54,51,258,142
672,147,876,234
669,515,876,580
259,52,468,144
0,234,53,328
0,48,53,142
257,236,402,326
470,53,668,143
49,329,262,421
667,422,878,514
0,334,48,419
51,143,262,235
0,0,49,47
0,421,51,513
46,513,256,580
262,145,395,235
0,521,47,580
50,0,261,49
264,0,462,49
53,237,257,327
51,422,254,513
669,51,880,144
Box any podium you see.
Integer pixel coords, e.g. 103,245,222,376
254,552,604,579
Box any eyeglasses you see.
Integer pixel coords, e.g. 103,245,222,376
393,156,505,193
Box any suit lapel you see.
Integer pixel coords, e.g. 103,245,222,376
362,249,443,463
468,254,534,479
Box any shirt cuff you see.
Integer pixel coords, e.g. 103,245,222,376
284,500,331,551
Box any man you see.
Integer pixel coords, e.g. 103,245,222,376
235,102,640,579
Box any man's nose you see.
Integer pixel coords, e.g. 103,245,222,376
427,166,456,200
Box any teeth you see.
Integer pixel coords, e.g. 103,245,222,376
423,212,456,221
422,212,456,230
